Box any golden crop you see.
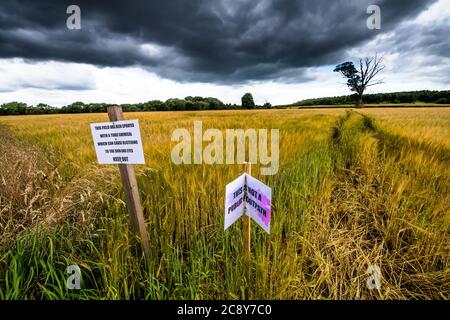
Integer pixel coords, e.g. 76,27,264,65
0,108,448,299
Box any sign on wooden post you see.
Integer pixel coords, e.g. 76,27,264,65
224,162,272,256
90,105,151,260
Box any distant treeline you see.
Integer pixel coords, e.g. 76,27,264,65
292,90,450,106
2,90,450,115
0,96,273,116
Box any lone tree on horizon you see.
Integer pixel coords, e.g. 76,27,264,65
334,55,385,107
241,93,255,109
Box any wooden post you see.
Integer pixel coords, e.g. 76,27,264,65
107,105,151,261
243,162,252,259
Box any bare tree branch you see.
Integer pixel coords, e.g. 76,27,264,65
334,54,385,106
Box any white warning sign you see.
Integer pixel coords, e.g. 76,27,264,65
90,119,145,164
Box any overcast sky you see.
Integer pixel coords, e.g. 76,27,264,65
0,0,449,106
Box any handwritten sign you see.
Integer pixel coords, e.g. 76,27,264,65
90,119,145,164
224,173,272,234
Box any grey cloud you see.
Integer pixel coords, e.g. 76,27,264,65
0,0,439,84
0,80,95,92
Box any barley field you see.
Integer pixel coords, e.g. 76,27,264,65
0,108,448,299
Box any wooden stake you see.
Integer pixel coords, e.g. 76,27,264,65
107,105,151,261
243,162,252,259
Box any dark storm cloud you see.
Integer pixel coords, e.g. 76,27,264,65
363,19,450,84
393,23,450,59
0,0,439,83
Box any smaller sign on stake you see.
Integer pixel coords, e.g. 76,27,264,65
224,173,246,230
90,119,145,164
245,174,271,234
224,173,272,234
